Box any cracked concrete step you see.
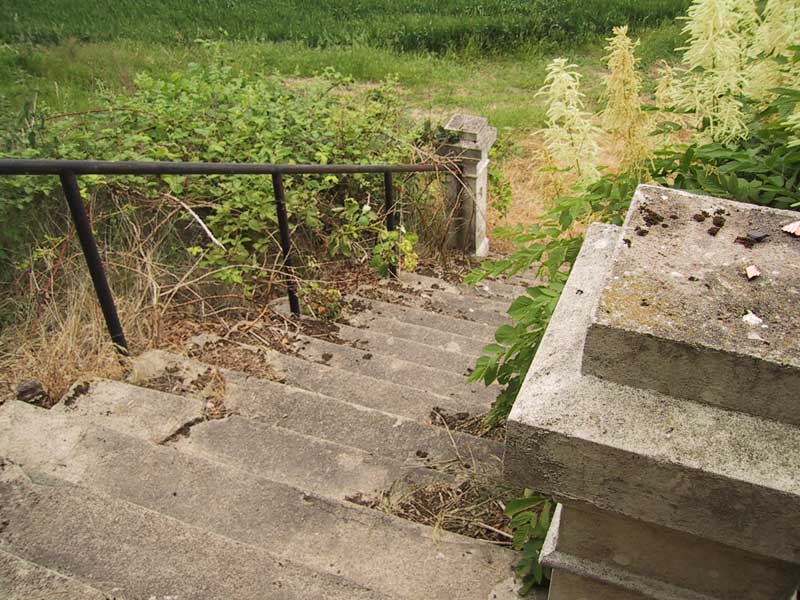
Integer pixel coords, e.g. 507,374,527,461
178,416,447,500
0,460,389,600
290,333,498,405
0,402,514,600
368,281,511,327
327,320,475,374
407,270,529,301
167,342,491,419
43,380,446,500
398,271,518,311
131,351,502,470
0,549,110,600
269,306,476,374
343,310,486,358
347,296,498,342
52,377,203,443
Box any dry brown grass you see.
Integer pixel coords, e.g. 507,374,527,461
487,125,627,254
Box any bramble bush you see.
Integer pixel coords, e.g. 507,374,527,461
470,0,800,592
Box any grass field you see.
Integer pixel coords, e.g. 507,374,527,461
4,0,687,52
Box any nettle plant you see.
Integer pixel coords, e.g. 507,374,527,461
0,47,428,294
471,2,800,593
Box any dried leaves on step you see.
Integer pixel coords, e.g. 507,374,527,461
746,265,761,281
782,220,800,237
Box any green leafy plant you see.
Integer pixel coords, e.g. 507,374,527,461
300,281,344,321
506,492,555,594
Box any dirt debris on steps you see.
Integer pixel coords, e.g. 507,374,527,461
346,475,519,545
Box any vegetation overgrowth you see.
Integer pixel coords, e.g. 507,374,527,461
1,0,771,595
3,0,688,53
468,0,800,591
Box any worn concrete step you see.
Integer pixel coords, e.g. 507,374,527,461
179,415,451,500
166,341,490,419
0,460,389,600
52,377,203,442
131,351,502,470
45,379,446,500
190,345,488,416
343,310,486,358
329,320,475,374
400,270,523,306
348,296,498,342
0,402,515,600
269,306,475,374
290,333,498,405
369,279,511,327
0,549,110,600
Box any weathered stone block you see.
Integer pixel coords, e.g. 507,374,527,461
583,185,800,425
547,503,799,600
439,113,497,256
506,221,800,565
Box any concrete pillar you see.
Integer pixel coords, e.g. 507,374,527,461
505,186,800,599
439,114,496,257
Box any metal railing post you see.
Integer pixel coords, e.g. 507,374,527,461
383,171,397,278
59,171,129,354
271,172,301,316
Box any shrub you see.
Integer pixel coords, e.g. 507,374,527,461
0,50,435,296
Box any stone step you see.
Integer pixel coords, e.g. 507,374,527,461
407,270,528,301
506,223,800,566
343,310,486,358
130,351,502,471
179,415,447,500
144,347,489,422
370,277,511,326
52,377,203,442
0,459,389,600
0,402,515,600
328,320,475,374
269,305,476,374
42,380,447,500
0,549,109,600
347,296,498,342
52,377,202,444
290,333,498,405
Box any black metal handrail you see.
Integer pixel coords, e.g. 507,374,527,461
0,158,456,355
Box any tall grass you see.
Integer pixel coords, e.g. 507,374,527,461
3,0,688,53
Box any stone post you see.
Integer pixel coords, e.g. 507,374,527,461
439,114,497,257
505,185,800,599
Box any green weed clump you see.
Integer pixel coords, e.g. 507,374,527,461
1,0,689,53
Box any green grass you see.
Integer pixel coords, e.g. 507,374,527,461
3,0,687,53
0,19,684,140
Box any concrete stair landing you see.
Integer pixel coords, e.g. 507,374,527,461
0,270,527,599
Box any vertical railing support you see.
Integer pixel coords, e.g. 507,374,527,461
383,171,397,278
59,171,129,354
272,172,301,316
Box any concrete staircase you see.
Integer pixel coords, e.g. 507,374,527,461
0,271,533,600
